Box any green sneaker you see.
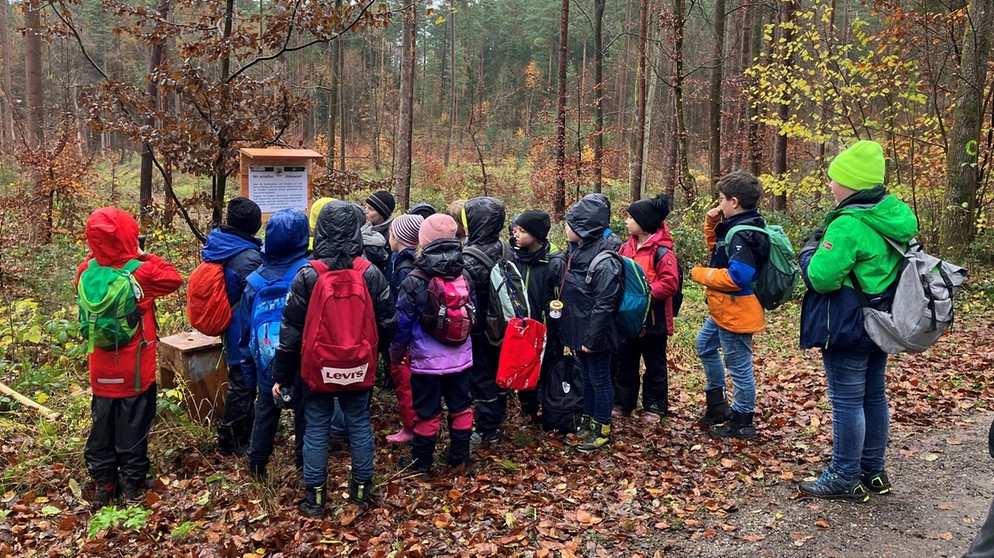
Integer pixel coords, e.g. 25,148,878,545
861,470,892,494
798,469,869,503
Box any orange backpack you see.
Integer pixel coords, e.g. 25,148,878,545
186,262,231,336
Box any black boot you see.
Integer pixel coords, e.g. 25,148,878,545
348,476,373,508
709,410,756,440
446,428,473,468
299,484,324,518
697,388,733,426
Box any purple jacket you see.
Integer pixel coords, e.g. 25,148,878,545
390,238,474,375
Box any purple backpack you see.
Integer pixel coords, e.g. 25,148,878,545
410,270,476,345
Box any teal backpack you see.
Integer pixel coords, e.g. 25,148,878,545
77,259,144,352
586,251,651,341
720,224,800,310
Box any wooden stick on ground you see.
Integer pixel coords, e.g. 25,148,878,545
0,381,60,420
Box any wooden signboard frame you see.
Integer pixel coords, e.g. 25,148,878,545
239,148,323,223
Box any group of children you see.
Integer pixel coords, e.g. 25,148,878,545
77,140,912,515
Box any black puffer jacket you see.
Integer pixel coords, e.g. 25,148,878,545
273,201,397,386
461,197,506,335
513,242,566,326
559,194,622,353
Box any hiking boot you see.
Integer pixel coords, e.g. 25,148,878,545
577,414,593,435
386,427,415,444
861,470,892,494
697,388,733,426
398,456,433,475
248,461,267,481
348,476,373,508
709,410,756,440
469,429,502,448
299,485,325,518
92,482,118,508
799,469,869,502
577,421,612,454
122,478,151,503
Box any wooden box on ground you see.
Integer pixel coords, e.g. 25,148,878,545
159,331,227,425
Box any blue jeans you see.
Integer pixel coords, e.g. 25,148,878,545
696,316,755,414
822,340,889,480
577,350,613,424
302,389,375,488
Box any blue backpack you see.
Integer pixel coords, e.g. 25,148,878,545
586,251,651,341
245,260,308,376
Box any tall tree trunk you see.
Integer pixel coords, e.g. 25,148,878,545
0,0,13,148
771,0,795,212
708,0,727,195
672,0,696,202
555,0,570,218
338,34,346,171
631,0,648,202
396,0,417,211
444,2,456,167
941,0,994,257
593,0,605,192
616,0,634,171
328,45,338,169
24,5,48,242
211,0,235,226
139,0,170,229
746,3,765,176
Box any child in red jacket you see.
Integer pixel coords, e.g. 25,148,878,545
75,207,182,507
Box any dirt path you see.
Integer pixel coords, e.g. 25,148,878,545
652,413,994,557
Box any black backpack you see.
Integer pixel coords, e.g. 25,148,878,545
540,354,584,434
654,246,684,317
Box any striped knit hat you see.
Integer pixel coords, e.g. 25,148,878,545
391,214,424,248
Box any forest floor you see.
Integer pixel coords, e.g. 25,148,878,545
1,296,993,557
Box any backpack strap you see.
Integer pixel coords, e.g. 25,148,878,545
408,269,429,281
353,256,372,275
585,251,619,285
719,224,767,253
245,270,265,293
463,245,496,270
653,246,670,266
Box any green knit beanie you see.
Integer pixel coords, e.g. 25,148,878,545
827,140,886,191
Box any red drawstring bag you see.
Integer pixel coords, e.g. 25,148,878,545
496,317,547,391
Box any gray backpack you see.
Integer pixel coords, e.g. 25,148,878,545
850,236,966,354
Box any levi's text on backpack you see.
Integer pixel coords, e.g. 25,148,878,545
850,236,967,354
722,224,800,310
77,259,144,352
187,262,231,336
586,251,650,341
654,246,684,317
300,258,379,393
463,241,529,346
540,354,584,433
409,270,476,344
245,260,308,375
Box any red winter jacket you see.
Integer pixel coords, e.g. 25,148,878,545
75,208,183,398
618,223,680,335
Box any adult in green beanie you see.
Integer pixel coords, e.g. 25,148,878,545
795,139,919,502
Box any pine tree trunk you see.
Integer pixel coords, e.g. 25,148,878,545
0,0,13,148
708,0,727,195
941,0,994,258
444,3,456,168
593,0,605,192
555,0,570,218
631,0,648,202
396,0,417,211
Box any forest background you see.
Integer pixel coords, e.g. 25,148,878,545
1,0,994,555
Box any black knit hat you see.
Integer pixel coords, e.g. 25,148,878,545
516,210,551,243
408,203,436,220
627,193,671,233
366,190,396,222
226,197,262,236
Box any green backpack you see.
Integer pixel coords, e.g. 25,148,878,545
721,224,800,310
77,259,144,352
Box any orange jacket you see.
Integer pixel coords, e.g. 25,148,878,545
690,212,765,334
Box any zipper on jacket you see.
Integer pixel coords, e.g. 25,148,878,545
823,298,831,350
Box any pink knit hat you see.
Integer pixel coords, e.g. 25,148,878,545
391,214,424,248
419,214,458,246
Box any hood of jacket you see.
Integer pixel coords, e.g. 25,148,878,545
313,200,362,265
463,197,506,245
825,187,918,243
201,225,262,263
565,194,611,240
416,238,465,279
85,207,140,268
262,208,310,267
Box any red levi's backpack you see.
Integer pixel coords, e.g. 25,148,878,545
409,270,476,345
300,258,379,393
186,262,231,336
